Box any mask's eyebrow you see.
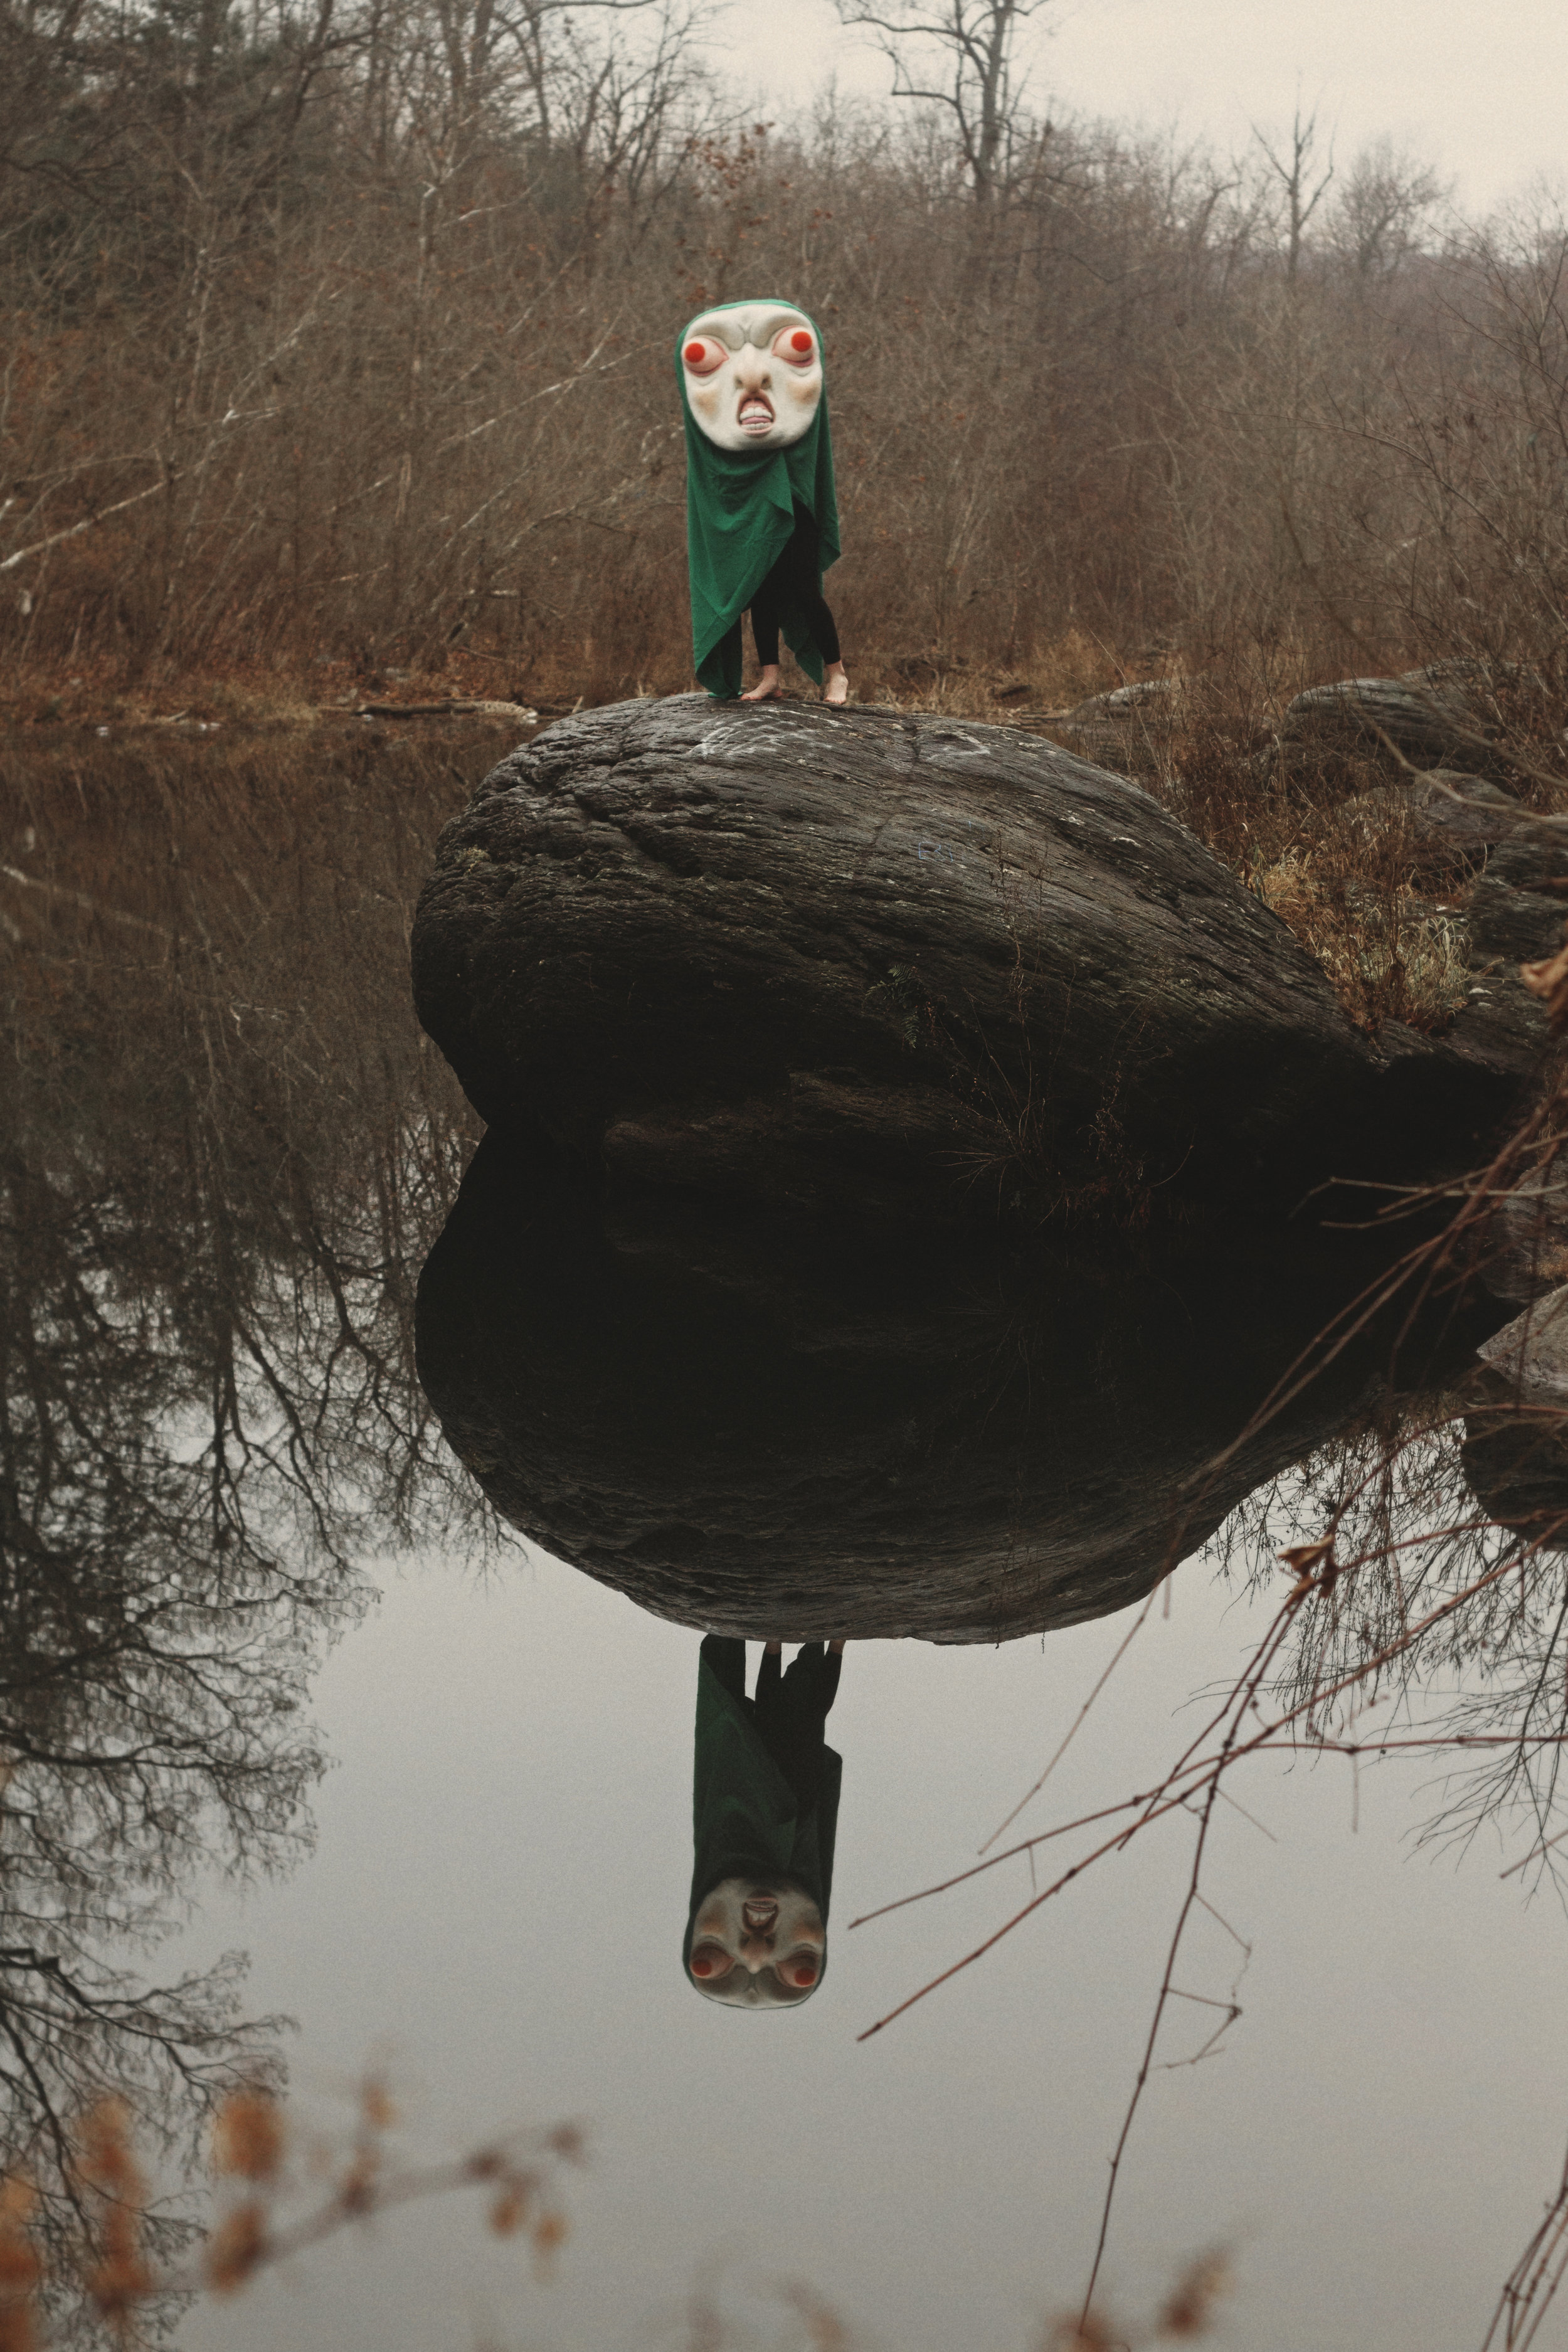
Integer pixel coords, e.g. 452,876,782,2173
748,309,812,344
684,315,744,350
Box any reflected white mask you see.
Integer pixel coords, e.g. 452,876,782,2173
680,303,824,453
688,1875,826,2008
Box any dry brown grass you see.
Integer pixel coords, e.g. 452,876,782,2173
1111,665,1520,1035
1252,846,1470,1032
0,2085,582,2338
0,625,1129,733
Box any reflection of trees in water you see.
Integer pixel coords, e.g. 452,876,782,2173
1197,1372,1568,2349
832,1197,1568,2337
1217,1384,1568,1883
1,729,501,2311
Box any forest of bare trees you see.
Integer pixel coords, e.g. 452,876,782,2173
4,0,1568,704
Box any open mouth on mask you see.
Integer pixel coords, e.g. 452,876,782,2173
737,395,775,435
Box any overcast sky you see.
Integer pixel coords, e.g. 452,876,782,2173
712,0,1564,222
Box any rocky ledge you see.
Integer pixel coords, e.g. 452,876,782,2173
412,695,1549,1227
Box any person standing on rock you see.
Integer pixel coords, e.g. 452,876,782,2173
683,1635,845,2008
677,300,849,706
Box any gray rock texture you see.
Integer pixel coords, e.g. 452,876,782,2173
1477,1286,1568,1397
1465,1241,1568,1548
411,696,1537,1227
1479,1167,1568,1305
1468,831,1568,963
1281,670,1503,773
1337,773,1522,891
1462,1373,1568,1553
1044,678,1182,777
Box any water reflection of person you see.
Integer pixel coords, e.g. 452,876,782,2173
684,1636,845,2008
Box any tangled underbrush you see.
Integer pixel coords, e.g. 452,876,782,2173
1250,848,1471,1033
1149,667,1547,1035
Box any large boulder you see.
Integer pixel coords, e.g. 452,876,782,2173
1335,773,1522,892
411,696,1536,1227
1476,1286,1568,1396
1280,669,1503,773
1043,677,1182,777
1462,1379,1568,1554
415,1135,1505,1640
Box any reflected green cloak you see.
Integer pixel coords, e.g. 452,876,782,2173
683,1651,842,1985
677,302,841,700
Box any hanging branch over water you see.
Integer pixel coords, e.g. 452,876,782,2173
849,1091,1568,2338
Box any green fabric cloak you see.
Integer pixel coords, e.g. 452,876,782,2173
683,1649,842,1988
677,302,841,700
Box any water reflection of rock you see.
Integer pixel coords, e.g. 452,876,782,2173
1456,1292,1568,1552
416,1135,1502,1641
1461,1404,1568,1553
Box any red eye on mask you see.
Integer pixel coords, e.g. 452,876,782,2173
690,1943,733,1979
682,337,726,374
773,326,817,366
780,1955,818,1988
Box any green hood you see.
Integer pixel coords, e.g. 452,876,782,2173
684,1649,841,1996
677,300,841,699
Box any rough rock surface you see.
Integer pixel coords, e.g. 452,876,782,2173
1480,1167,1568,1305
1281,670,1503,773
1476,1286,1568,1396
1043,679,1182,776
412,695,1537,1226
1337,773,1522,890
1463,1373,1568,1553
1468,832,1568,962
1466,1192,1568,1544
416,1136,1502,1640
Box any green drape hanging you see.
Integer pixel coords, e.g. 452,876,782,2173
677,302,841,700
683,1648,841,1988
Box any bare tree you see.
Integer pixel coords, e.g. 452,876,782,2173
1253,102,1334,284
1327,135,1447,279
832,0,1049,203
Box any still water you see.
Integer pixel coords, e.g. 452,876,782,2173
4,724,1566,2349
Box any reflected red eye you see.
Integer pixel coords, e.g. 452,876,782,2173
683,337,725,374
691,1944,732,1979
773,326,817,366
781,1955,818,1988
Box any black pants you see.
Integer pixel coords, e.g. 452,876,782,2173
701,1634,840,1808
750,512,840,668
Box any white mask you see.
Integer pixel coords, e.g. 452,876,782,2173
680,303,824,453
687,1875,827,2007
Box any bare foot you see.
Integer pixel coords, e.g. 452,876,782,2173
765,1640,783,1655
822,664,849,707
742,667,781,702
829,1640,846,1655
